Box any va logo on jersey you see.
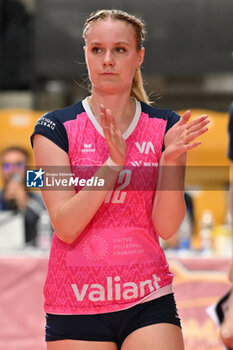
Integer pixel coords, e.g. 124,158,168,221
26,168,44,187
135,142,155,154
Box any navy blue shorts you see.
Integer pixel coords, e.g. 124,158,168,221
46,293,181,349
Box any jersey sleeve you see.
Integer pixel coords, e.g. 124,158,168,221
228,103,233,161
30,112,68,153
162,110,180,151
165,110,180,133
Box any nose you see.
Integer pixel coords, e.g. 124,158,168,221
103,50,114,67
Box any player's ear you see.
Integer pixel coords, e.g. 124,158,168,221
138,47,145,67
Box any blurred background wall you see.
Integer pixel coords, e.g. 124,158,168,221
0,0,232,111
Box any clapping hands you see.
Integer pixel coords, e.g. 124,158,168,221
100,105,126,166
163,110,210,163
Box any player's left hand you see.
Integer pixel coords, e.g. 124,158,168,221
163,110,210,163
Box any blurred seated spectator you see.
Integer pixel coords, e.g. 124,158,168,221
0,146,46,246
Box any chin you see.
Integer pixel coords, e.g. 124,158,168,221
96,85,124,95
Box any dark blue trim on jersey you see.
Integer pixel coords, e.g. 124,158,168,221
31,100,180,154
140,101,180,151
140,101,180,128
228,102,233,161
30,101,85,153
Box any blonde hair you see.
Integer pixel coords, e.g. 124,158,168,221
83,9,150,104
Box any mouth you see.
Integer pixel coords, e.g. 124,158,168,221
100,72,117,75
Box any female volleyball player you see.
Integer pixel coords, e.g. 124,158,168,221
31,9,209,350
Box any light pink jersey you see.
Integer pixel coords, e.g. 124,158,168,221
31,98,180,314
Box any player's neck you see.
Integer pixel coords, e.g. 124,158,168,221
88,92,136,133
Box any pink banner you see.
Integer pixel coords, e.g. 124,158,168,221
0,256,48,350
0,255,230,349
168,256,230,350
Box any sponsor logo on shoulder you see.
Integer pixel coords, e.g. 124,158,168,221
36,115,56,130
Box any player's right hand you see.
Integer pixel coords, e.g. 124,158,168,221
100,104,126,166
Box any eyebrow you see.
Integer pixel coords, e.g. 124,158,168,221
89,41,130,46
